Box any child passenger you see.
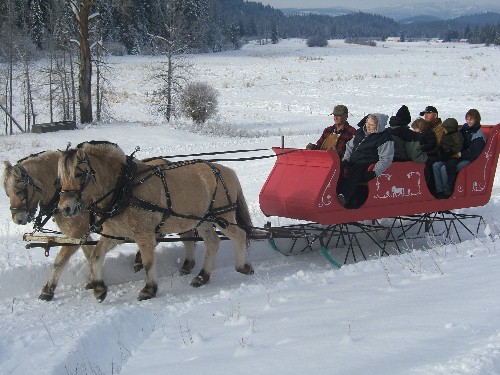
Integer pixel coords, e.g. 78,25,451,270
411,118,437,154
432,118,464,198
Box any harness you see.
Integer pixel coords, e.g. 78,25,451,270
65,148,237,237
10,164,42,221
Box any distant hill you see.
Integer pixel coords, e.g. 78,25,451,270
294,1,500,21
281,7,353,17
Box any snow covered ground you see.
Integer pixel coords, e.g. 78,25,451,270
1,39,500,375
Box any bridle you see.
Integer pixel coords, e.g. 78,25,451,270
59,152,96,202
9,164,42,222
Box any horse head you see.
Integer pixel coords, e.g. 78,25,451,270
58,141,123,218
3,160,43,225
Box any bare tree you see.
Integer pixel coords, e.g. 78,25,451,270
149,0,198,122
69,0,96,124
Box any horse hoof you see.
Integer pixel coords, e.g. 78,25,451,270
39,284,55,301
133,263,144,273
138,283,157,301
38,293,54,301
237,263,254,275
93,281,108,302
178,259,195,275
190,270,210,288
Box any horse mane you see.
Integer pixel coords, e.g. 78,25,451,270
17,150,55,164
76,141,126,160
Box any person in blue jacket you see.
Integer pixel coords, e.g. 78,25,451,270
455,108,486,174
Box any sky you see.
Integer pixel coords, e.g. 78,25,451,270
259,0,500,10
1,39,500,374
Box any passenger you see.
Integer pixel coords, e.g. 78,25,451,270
455,109,486,173
432,118,464,198
419,105,444,194
388,105,427,162
306,104,356,158
411,118,437,154
337,113,394,208
419,105,444,163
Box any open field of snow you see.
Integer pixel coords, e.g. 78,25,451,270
1,39,500,375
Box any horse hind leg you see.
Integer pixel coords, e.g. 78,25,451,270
190,222,220,288
132,230,196,275
219,221,254,275
39,245,79,301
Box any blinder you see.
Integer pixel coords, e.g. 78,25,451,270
59,152,96,201
9,164,42,221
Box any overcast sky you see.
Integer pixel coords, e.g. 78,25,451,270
259,0,499,10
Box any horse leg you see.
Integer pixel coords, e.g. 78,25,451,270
135,236,158,301
178,230,196,275
190,223,219,287
133,230,196,275
89,237,121,302
219,222,254,275
80,243,98,289
39,245,79,301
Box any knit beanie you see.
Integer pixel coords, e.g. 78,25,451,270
442,118,459,132
395,105,411,126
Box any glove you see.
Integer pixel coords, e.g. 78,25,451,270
306,143,318,150
363,171,376,182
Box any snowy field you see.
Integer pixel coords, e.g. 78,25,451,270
1,39,500,374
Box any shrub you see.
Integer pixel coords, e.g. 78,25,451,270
344,38,377,47
306,35,328,47
179,82,219,124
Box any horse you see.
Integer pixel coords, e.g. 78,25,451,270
3,151,95,301
2,152,197,301
57,141,254,301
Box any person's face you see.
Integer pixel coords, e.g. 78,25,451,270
466,116,476,127
334,113,347,126
365,118,377,133
424,112,437,122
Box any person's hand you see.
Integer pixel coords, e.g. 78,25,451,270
306,143,317,150
363,171,376,181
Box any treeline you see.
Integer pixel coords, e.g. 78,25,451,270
0,0,499,58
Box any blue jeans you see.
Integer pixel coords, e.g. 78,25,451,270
432,161,448,194
456,160,471,171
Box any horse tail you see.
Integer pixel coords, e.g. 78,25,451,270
235,182,254,246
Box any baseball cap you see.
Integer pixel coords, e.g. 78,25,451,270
331,105,348,116
419,105,438,116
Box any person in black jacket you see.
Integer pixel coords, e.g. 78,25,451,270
411,118,437,154
389,105,427,162
337,113,394,208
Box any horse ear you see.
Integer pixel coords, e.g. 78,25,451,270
3,161,12,171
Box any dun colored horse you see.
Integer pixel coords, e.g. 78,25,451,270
57,141,254,301
3,151,94,301
3,152,197,301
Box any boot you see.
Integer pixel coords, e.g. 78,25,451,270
443,184,452,197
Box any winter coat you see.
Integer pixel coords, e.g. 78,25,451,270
343,113,394,176
313,122,356,157
427,118,444,155
389,116,428,163
438,130,464,161
416,129,437,153
459,123,486,162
